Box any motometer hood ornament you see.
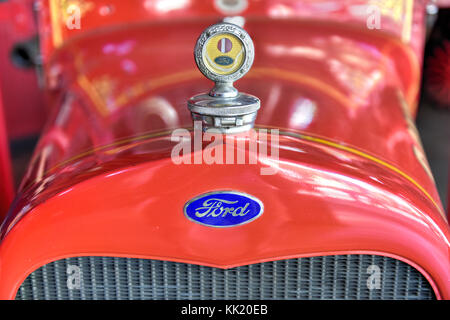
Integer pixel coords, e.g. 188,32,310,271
188,22,260,134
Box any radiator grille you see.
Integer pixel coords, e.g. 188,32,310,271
16,255,435,300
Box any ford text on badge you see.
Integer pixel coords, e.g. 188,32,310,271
184,191,264,228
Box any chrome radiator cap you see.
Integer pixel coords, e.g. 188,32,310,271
188,22,260,134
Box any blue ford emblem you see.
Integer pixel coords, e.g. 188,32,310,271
214,56,234,66
184,191,264,228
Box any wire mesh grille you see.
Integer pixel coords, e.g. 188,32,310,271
16,255,435,300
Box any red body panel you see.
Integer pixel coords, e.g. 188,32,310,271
38,0,428,69
0,88,14,218
0,0,46,139
0,0,448,299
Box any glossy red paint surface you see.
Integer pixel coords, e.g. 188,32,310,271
0,1,449,300
37,0,427,68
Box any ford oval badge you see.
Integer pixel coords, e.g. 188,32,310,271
214,56,234,66
184,191,264,228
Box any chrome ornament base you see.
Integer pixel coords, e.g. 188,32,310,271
188,92,260,134
188,22,259,134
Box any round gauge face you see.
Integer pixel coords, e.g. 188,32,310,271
202,33,246,76
194,23,254,83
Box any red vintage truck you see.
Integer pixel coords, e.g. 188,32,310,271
0,0,448,300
